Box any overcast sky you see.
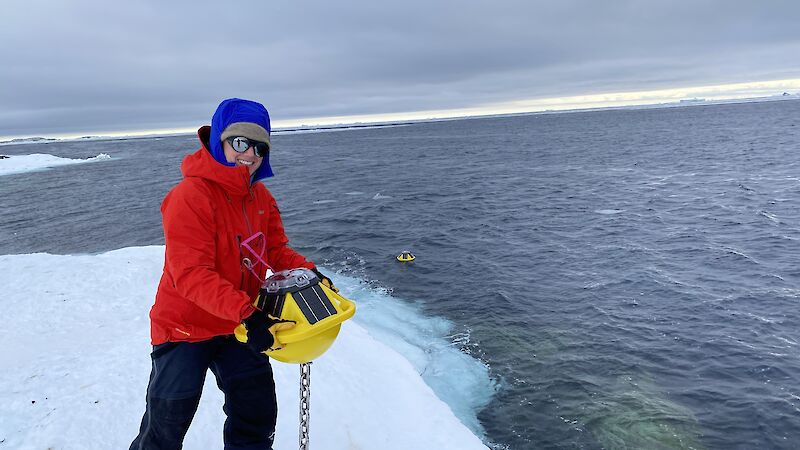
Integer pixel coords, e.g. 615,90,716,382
2,0,799,139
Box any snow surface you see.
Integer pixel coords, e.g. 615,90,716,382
0,246,489,450
0,153,111,176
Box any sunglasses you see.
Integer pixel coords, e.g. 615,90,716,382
226,136,270,158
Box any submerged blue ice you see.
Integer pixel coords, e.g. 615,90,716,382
327,270,498,436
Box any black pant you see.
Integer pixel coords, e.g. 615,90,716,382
130,336,277,450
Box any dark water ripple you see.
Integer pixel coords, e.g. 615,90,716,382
2,100,800,449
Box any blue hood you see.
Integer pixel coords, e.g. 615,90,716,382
209,98,274,181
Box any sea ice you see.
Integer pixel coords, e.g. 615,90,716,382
0,153,111,176
0,246,488,450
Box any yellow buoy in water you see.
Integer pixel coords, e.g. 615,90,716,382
235,268,356,363
396,251,416,262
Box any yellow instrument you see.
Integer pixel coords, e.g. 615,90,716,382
396,251,416,262
235,268,355,363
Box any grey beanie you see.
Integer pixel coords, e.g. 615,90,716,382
220,122,271,149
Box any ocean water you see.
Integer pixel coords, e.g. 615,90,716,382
2,99,800,449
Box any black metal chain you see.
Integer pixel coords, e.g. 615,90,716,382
299,362,312,450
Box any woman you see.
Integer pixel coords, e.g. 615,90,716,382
130,98,334,450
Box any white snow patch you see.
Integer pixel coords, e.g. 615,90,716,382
0,153,111,176
594,209,625,215
0,247,488,450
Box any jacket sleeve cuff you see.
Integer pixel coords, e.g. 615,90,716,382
240,302,257,322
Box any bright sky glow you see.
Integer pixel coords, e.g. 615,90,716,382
8,78,796,142
271,78,800,129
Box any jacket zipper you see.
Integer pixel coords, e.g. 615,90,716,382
242,193,254,235
236,235,245,290
241,189,257,290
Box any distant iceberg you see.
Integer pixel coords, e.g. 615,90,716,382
0,136,57,145
0,153,111,176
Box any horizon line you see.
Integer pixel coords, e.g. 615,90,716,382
2,77,799,142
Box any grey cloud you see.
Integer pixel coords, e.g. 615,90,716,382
2,0,799,137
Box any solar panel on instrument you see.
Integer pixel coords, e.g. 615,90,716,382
293,285,338,324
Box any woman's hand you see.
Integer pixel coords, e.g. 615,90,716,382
312,268,339,293
236,311,296,353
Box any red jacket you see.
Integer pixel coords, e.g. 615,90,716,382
149,127,315,344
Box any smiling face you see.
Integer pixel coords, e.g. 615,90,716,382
222,139,263,175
